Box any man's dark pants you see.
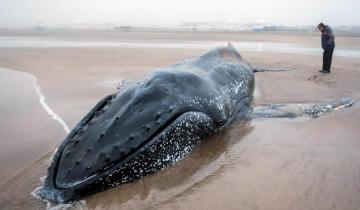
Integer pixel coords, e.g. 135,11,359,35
322,47,334,72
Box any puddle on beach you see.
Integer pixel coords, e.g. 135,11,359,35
0,37,360,58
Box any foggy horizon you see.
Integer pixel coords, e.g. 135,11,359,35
1,0,360,28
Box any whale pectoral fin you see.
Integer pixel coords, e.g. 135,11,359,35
245,104,300,119
246,97,354,119
252,66,290,73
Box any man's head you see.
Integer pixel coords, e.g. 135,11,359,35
318,22,325,32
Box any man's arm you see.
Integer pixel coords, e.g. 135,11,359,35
327,31,335,45
324,27,335,46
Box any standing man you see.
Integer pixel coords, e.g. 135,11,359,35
318,22,335,73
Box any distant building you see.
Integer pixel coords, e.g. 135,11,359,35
264,26,279,31
252,26,264,32
114,26,132,32
182,21,242,32
240,22,268,32
183,21,272,32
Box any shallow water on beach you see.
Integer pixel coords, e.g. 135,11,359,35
1,37,360,58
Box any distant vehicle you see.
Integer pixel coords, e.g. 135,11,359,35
253,26,265,32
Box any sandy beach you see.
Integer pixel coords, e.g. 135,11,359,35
0,30,359,210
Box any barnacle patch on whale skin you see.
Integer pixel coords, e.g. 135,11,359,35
96,112,216,188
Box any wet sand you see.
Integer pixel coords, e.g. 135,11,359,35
0,31,359,210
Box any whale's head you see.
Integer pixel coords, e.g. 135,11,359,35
38,46,254,203
39,71,221,203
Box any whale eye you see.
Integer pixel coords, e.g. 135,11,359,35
75,161,80,165
98,133,105,140
128,136,134,141
99,152,105,158
113,145,120,151
94,111,101,116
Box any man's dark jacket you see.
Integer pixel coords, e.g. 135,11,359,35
322,25,335,50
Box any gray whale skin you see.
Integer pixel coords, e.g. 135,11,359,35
38,45,261,203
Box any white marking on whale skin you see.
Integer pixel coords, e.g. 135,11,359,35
116,78,135,91
30,74,70,134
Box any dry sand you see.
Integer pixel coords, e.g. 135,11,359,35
0,31,359,210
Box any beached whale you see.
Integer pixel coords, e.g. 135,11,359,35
38,44,353,203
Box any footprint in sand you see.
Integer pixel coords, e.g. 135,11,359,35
307,74,337,87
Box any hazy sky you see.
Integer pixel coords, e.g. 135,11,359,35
1,0,359,27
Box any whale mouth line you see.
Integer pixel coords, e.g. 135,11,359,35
53,108,203,190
